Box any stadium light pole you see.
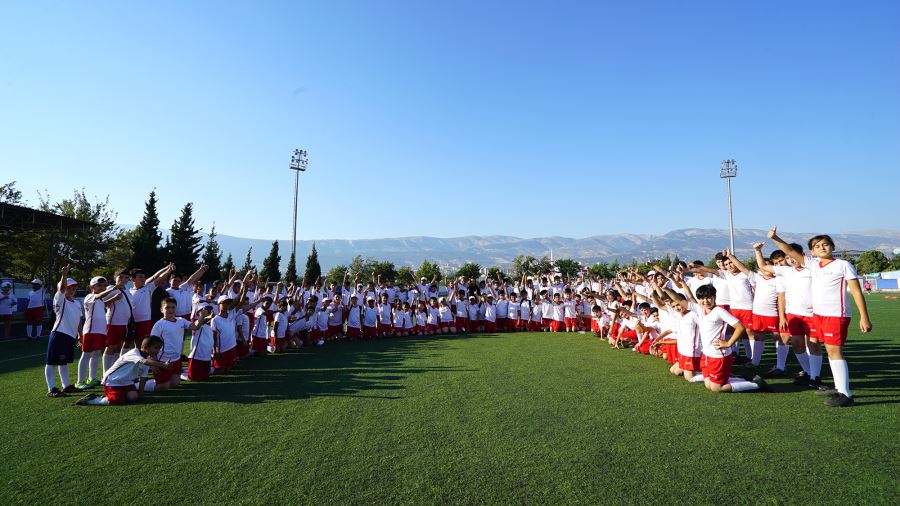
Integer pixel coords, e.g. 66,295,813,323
289,149,309,259
720,159,738,254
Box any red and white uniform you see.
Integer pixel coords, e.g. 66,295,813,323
693,303,740,385
82,292,113,352
750,272,782,333
151,318,190,363
167,284,193,317
803,255,859,345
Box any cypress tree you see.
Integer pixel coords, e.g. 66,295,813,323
261,240,282,282
242,247,254,272
284,251,298,284
303,242,321,285
201,224,223,282
129,190,165,271
167,203,203,275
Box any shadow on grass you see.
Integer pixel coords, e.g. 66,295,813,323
145,333,488,405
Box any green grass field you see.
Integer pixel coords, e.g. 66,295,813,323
1,295,898,505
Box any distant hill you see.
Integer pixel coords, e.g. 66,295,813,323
133,226,900,272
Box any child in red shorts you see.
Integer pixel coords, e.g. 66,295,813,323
76,335,170,406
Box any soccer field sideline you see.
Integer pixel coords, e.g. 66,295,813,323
0,295,897,504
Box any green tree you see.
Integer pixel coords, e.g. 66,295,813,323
129,190,165,272
511,255,536,279
348,255,375,281
744,257,759,272
486,267,511,284
588,262,611,279
324,264,348,286
167,202,203,275
890,254,900,271
396,266,415,284
40,189,118,279
241,248,254,273
533,256,553,275
454,262,482,280
261,240,282,282
0,181,23,204
201,224,222,283
554,258,581,279
104,228,140,277
415,260,442,283
284,251,298,284
304,242,322,285
222,253,235,278
856,250,890,274
372,261,397,282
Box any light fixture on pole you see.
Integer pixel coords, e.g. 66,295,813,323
289,149,309,259
719,159,738,254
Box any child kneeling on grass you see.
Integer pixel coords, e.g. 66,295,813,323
76,336,171,406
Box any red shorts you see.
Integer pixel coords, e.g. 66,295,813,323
346,326,361,339
378,323,392,334
134,320,154,339
564,317,577,329
751,314,779,333
153,359,181,384
455,316,468,329
25,306,44,324
619,328,637,340
542,318,551,329
637,338,652,354
813,314,850,346
664,343,679,364
591,319,601,333
214,347,237,369
679,354,701,372
328,324,342,338
517,319,528,330
82,332,105,352
188,358,211,380
270,336,286,349
252,337,268,351
729,308,753,329
413,325,425,334
703,354,733,385
484,321,497,333
786,313,815,338
103,384,136,405
530,320,541,331
549,320,563,332
392,326,405,335
363,326,377,339
440,321,451,330
105,325,127,347
496,317,508,331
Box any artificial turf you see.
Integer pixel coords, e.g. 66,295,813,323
0,295,898,505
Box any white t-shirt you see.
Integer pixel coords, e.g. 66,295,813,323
347,305,361,328
692,303,739,357
189,325,214,361
0,291,15,315
711,275,731,306
52,290,83,337
82,293,114,335
670,308,700,358
212,314,237,352
773,266,813,317
750,272,782,317
483,302,497,322
130,282,156,322
439,306,454,323
803,255,859,317
686,276,712,298
28,288,46,309
151,317,190,362
102,348,150,387
167,284,193,316
363,307,378,327
724,271,753,310
106,288,133,326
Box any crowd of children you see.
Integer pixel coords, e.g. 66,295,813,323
39,225,871,408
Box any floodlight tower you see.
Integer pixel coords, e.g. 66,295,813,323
289,149,309,258
720,159,738,254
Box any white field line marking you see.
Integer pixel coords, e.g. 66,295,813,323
0,352,45,363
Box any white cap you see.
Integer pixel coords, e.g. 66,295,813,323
231,279,242,285
0,281,11,289
217,295,231,303
31,279,42,285
197,302,213,311
89,276,107,287
65,278,78,287
366,296,375,302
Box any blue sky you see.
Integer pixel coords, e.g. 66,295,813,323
1,1,897,241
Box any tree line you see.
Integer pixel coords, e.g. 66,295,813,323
2,180,899,286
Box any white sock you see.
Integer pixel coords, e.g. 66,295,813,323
57,364,70,387
795,351,810,374
77,353,90,384
36,325,43,336
45,365,56,391
775,341,788,371
143,379,156,392
87,396,110,406
741,338,752,358
26,325,32,338
809,353,823,379
88,351,100,381
689,375,706,383
829,359,851,397
751,339,765,366
728,378,760,393
103,353,115,373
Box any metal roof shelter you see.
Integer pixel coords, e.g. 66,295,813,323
0,202,95,232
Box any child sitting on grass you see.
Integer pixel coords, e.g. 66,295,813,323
76,336,172,406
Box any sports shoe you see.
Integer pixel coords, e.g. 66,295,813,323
74,381,87,390
47,387,64,398
751,375,770,392
88,378,101,387
807,376,823,389
763,368,786,378
815,385,839,396
824,393,854,407
316,339,325,347
792,371,810,385
75,393,98,406
62,384,80,394
732,355,750,365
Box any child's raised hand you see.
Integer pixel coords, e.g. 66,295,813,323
767,226,778,239
752,242,765,251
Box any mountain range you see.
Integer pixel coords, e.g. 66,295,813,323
136,227,900,272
